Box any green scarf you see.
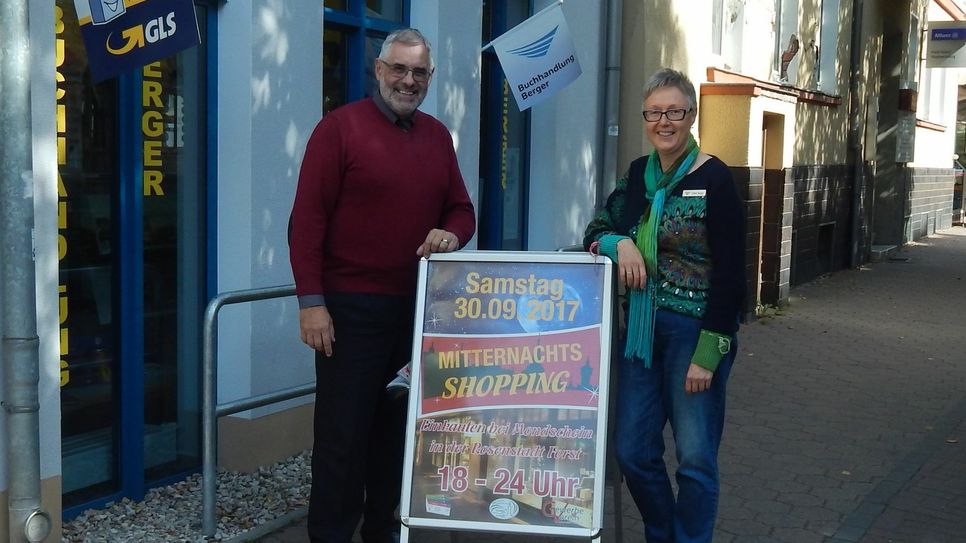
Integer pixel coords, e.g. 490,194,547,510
624,135,700,365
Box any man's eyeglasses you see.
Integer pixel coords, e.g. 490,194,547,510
378,59,433,83
642,108,692,122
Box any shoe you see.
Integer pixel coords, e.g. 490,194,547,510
386,363,411,400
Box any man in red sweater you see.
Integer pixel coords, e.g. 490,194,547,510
289,28,476,543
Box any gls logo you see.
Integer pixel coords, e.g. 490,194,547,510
506,26,558,58
106,12,178,55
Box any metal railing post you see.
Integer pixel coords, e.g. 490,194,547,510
201,285,307,537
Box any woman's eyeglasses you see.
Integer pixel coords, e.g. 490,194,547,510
378,59,433,83
642,108,692,122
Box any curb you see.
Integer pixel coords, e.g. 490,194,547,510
224,507,308,543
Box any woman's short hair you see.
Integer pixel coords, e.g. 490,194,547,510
379,28,435,71
643,68,697,111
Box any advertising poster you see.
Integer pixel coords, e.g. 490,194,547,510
400,252,613,540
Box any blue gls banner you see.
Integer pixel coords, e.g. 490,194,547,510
74,0,200,83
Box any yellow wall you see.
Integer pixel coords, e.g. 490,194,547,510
699,95,753,166
699,92,797,168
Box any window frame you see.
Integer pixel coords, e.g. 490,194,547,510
323,0,411,108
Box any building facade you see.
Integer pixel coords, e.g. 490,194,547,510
620,0,962,312
0,0,960,539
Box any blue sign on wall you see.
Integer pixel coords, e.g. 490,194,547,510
75,0,200,83
931,28,966,41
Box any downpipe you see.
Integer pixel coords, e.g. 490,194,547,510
0,1,52,541
847,0,865,268
599,0,623,206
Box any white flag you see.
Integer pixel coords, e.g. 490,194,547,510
489,2,582,111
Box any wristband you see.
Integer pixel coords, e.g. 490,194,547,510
690,329,732,372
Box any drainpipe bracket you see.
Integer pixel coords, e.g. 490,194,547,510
1,401,40,414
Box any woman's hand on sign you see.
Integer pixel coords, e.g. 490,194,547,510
616,238,646,289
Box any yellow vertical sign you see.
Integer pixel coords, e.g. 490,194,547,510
142,61,165,196
55,4,70,387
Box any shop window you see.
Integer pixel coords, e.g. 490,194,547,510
712,0,745,71
917,67,949,123
58,0,211,515
57,0,120,502
913,14,950,125
774,0,800,85
322,0,408,113
816,0,840,93
478,0,531,250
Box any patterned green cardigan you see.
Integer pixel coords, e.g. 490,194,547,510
584,155,747,346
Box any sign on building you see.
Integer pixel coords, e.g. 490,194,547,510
399,251,614,542
927,21,966,68
73,0,200,83
486,1,583,111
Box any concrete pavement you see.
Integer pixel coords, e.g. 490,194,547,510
253,228,966,543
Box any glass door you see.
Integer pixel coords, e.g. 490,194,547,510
479,0,531,250
141,9,208,483
58,0,210,513
57,0,121,504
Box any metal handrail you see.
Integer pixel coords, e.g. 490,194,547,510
201,284,313,537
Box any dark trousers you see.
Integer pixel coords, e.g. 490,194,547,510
308,292,415,543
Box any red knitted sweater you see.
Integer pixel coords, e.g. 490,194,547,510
289,98,476,298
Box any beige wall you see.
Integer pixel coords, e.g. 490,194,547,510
0,477,63,542
218,404,314,473
618,0,713,172
790,0,853,165
619,0,861,172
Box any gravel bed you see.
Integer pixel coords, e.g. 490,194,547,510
63,450,311,543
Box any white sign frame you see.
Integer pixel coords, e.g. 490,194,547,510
400,251,614,543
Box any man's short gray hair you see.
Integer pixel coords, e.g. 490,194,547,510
643,68,697,112
379,28,435,71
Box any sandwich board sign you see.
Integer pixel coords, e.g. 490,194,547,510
399,251,614,541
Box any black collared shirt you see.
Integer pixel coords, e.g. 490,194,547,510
372,90,414,131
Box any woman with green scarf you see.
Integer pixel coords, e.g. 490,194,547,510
584,68,746,542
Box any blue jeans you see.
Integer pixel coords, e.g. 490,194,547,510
614,309,736,543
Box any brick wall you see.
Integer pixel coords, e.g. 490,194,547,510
906,167,955,241
728,167,763,318
790,164,852,286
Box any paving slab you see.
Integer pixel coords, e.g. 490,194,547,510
254,228,966,543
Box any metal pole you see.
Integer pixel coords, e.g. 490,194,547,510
847,0,865,268
202,285,296,537
599,0,623,207
0,1,51,542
